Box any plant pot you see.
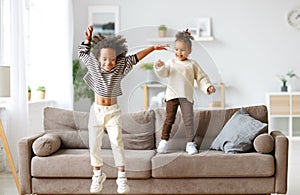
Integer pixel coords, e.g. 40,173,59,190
146,70,157,83
158,30,167,38
281,83,288,92
28,92,31,101
38,91,46,99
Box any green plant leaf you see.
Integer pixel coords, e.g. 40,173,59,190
73,59,94,102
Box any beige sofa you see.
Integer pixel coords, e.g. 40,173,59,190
18,105,288,195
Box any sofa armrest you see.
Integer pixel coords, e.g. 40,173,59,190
18,133,45,195
270,130,289,194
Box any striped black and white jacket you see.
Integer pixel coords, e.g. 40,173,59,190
78,43,139,98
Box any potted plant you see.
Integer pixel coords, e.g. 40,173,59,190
158,25,167,38
138,62,154,70
73,59,94,103
28,86,31,101
277,70,299,92
37,86,46,99
138,62,157,83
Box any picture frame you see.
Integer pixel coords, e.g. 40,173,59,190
88,6,120,35
197,17,211,37
187,27,198,38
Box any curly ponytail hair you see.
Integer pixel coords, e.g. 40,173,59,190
175,29,194,50
91,33,128,59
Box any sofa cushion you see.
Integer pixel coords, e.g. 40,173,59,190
210,108,268,154
44,107,155,150
102,109,155,150
254,133,274,154
44,107,89,149
31,149,155,179
32,134,61,157
151,150,274,178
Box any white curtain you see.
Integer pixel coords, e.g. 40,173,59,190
6,0,28,169
28,0,74,109
6,0,74,170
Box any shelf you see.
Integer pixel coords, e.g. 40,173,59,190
270,115,291,118
143,82,225,110
266,92,300,138
144,83,166,88
147,36,214,43
28,99,55,104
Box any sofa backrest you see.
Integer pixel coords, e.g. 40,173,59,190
43,107,155,150
43,105,268,151
154,105,268,150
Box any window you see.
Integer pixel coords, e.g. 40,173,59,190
0,0,11,66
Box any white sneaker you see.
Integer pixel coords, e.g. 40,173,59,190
186,142,198,155
157,140,168,153
90,172,107,193
116,177,130,194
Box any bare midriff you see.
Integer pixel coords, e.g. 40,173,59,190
95,94,117,106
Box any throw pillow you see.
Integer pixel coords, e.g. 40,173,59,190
254,133,274,154
32,134,61,156
210,108,268,154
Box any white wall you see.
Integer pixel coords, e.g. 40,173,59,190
73,0,300,112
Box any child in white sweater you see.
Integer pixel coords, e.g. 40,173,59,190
154,29,216,155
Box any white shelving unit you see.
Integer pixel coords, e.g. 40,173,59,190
147,36,214,43
143,82,225,110
266,92,300,139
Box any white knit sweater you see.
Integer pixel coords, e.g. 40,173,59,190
154,58,213,103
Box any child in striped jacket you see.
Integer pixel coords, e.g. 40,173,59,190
78,25,167,194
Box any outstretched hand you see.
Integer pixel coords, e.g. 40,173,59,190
153,44,169,51
155,59,165,68
85,25,93,44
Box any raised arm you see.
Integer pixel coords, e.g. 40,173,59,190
78,25,99,76
78,25,94,64
84,25,93,45
136,44,169,61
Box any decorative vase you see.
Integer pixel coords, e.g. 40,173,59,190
146,70,157,83
281,82,288,92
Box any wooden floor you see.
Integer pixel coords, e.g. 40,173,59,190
1,139,299,195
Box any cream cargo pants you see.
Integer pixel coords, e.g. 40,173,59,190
88,103,125,167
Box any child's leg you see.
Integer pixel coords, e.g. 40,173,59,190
179,98,198,155
161,98,180,140
105,105,125,167
179,98,194,142
89,103,105,168
105,105,129,194
88,104,107,193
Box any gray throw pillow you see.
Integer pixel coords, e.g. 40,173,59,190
210,108,268,154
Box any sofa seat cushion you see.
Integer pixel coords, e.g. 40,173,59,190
151,150,274,178
31,149,155,179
